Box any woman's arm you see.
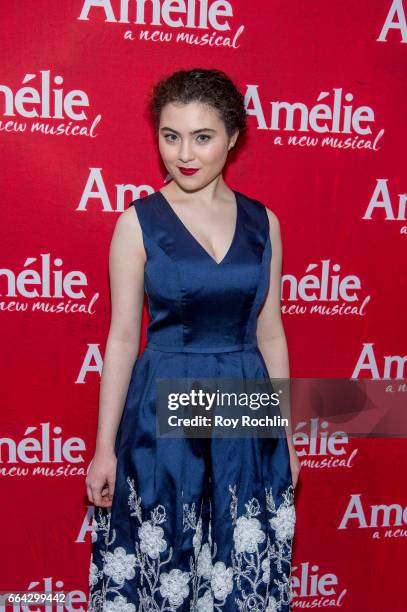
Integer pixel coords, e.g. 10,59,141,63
256,207,301,488
86,204,146,507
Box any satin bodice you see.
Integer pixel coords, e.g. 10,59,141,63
130,189,271,352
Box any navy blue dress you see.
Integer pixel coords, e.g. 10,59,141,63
88,189,295,612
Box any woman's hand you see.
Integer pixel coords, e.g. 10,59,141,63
86,450,117,508
290,450,301,490
286,436,301,490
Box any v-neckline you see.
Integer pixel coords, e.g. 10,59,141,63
157,189,240,266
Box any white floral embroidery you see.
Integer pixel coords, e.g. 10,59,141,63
104,547,136,583
228,484,295,611
210,562,234,600
89,562,99,588
88,477,295,611
138,521,167,558
104,594,136,611
91,516,99,543
233,514,266,554
197,588,214,611
270,503,296,542
197,543,213,580
261,557,271,584
266,595,278,612
159,568,190,606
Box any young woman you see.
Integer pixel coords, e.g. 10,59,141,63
87,67,301,612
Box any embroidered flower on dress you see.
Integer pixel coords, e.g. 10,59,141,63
210,561,234,601
192,515,203,553
197,543,213,579
196,588,214,612
233,515,266,554
89,561,99,588
138,521,167,559
159,568,190,607
103,547,136,584
90,516,99,544
269,503,296,542
261,556,271,584
103,594,136,611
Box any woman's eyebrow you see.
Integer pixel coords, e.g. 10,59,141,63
160,127,217,135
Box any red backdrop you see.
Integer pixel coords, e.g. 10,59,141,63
1,1,406,610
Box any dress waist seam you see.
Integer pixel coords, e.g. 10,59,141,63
146,342,258,354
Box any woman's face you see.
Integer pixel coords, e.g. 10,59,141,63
158,101,238,191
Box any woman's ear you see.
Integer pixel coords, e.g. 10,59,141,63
229,130,239,150
228,130,239,150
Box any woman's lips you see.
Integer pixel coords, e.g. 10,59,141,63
179,167,199,175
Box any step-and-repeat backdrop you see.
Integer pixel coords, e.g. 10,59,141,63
1,2,406,610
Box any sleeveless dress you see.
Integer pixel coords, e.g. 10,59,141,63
88,189,296,612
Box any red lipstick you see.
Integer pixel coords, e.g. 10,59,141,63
179,167,199,176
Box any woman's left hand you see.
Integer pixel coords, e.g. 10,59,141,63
286,437,301,490
290,450,301,490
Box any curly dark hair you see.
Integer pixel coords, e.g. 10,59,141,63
148,68,247,143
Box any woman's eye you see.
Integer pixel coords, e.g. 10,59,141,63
163,134,211,143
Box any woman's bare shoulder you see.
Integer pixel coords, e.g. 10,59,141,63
111,204,146,261
264,206,281,237
118,203,141,225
